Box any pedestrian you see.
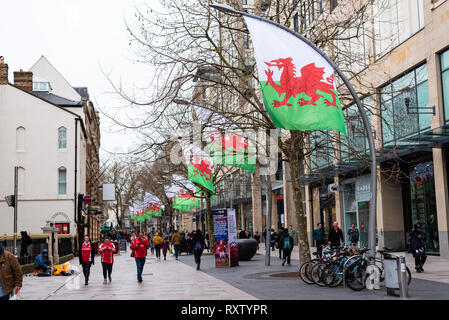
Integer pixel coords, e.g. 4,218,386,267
280,228,294,266
0,243,23,300
277,227,285,259
312,223,326,258
171,230,182,260
79,235,95,285
347,223,359,246
239,229,247,239
153,232,163,260
254,232,261,250
99,236,116,284
328,221,344,251
149,232,155,255
192,230,207,271
162,236,170,260
130,232,150,283
409,222,427,273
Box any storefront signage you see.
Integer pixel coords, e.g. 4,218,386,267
355,174,371,202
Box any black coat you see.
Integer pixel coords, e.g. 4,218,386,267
409,230,426,256
192,234,207,252
328,227,344,245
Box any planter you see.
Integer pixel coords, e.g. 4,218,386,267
237,239,258,261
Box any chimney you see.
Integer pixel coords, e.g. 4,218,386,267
14,69,33,92
0,56,8,85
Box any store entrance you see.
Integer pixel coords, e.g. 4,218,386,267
410,161,439,254
357,201,369,248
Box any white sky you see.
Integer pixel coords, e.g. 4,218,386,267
0,0,159,160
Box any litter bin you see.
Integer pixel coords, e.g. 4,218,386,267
383,253,408,298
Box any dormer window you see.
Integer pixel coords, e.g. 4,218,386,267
33,81,51,92
32,77,52,92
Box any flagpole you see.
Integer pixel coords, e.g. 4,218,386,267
210,3,378,264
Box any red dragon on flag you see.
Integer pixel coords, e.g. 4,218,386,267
209,134,250,154
191,159,213,181
264,58,338,109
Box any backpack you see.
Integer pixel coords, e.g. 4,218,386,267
194,241,202,251
283,236,292,250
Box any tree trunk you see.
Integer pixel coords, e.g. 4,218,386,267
286,130,311,264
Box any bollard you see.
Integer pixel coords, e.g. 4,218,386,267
396,256,408,298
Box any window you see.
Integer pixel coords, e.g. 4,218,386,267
16,127,25,151
243,33,249,49
310,131,333,171
330,0,338,12
293,13,299,32
441,49,449,122
381,64,429,146
58,167,67,195
375,0,424,59
58,127,67,149
32,81,51,92
341,98,371,159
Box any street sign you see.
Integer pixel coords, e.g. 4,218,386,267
102,184,115,201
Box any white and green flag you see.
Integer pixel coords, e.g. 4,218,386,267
243,15,346,134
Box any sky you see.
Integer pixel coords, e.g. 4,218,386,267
0,0,159,159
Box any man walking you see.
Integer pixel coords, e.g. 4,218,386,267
99,236,116,283
312,223,326,258
171,230,182,260
79,235,95,285
409,222,427,273
280,228,294,266
130,232,150,283
328,221,344,251
0,243,22,300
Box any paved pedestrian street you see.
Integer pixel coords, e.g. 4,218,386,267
20,250,256,300
18,245,449,300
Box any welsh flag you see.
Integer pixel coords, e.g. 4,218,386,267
207,132,255,173
147,202,162,217
192,104,255,172
243,16,346,134
183,143,215,193
172,190,199,211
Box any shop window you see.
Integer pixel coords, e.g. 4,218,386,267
441,49,449,122
381,63,429,146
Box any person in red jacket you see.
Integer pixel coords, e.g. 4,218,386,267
99,236,116,284
79,235,95,285
130,232,150,283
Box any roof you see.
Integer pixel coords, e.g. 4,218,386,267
73,87,89,100
33,91,83,107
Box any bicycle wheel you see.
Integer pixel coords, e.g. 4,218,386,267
345,261,367,291
299,261,315,285
322,262,343,287
311,262,327,287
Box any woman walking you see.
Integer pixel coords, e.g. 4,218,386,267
192,230,206,271
99,236,116,283
161,236,170,260
153,233,163,260
79,235,95,285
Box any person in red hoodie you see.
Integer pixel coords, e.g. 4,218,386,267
79,235,95,285
130,232,150,283
99,236,116,284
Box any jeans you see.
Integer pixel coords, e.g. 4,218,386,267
102,262,113,279
173,245,179,259
135,257,146,280
282,248,292,264
155,245,161,259
81,262,92,282
194,249,203,265
316,240,325,258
